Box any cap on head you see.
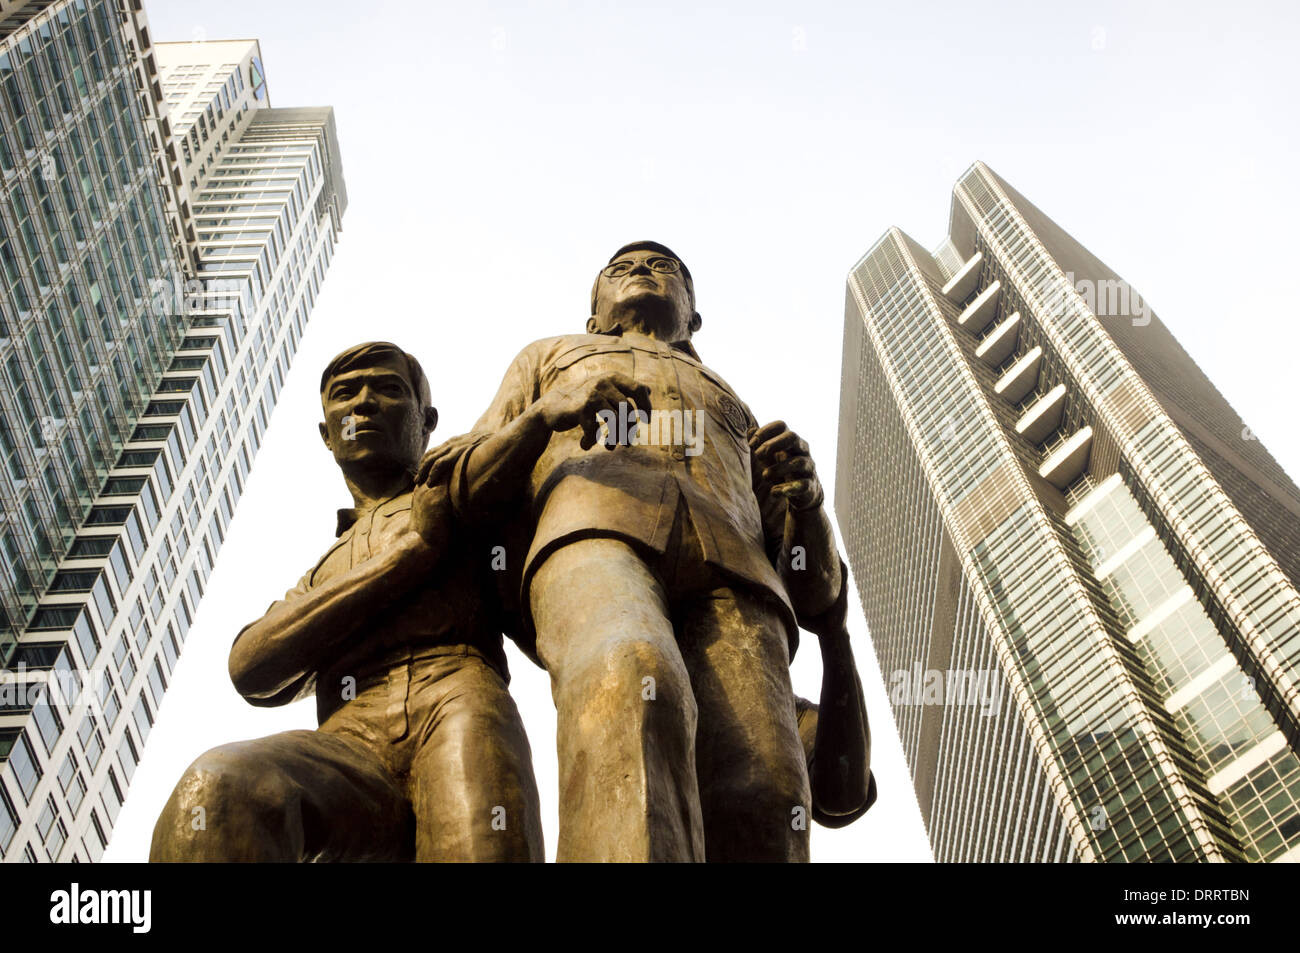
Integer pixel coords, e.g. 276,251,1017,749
319,341,432,409
590,240,696,317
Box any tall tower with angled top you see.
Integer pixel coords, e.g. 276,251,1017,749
835,161,1300,862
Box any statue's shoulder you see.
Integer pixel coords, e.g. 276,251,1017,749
517,332,607,365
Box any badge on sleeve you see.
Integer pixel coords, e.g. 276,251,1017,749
716,394,750,436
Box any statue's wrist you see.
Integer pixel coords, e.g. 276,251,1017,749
526,401,561,434
791,482,825,513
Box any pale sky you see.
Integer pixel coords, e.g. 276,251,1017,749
104,0,1300,862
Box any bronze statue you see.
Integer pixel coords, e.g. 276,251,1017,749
149,342,544,862
429,241,872,861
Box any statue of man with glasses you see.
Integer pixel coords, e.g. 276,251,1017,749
432,242,866,861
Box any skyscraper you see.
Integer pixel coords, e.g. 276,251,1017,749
0,1,345,862
835,161,1300,862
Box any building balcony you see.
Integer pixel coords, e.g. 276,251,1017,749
994,345,1042,403
975,311,1020,366
1015,384,1066,444
1039,426,1093,489
941,251,983,302
957,280,1001,335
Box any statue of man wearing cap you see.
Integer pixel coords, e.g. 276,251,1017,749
432,242,867,861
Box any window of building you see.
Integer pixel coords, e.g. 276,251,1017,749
144,400,183,418
133,606,152,657
124,509,146,562
36,795,66,860
25,605,77,633
161,623,180,673
175,599,192,643
117,448,160,469
99,671,121,728
101,768,124,824
57,751,86,814
6,732,41,803
148,659,166,709
80,812,106,861
133,693,153,744
49,569,99,592
146,566,163,619
117,729,139,783
51,648,81,713
86,505,133,526
74,707,102,766
131,423,174,442
0,781,17,855
101,476,148,499
8,642,62,670
67,536,114,559
32,694,62,756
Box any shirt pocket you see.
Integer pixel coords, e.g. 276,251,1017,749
551,342,633,372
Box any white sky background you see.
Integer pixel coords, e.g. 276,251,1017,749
103,0,1300,862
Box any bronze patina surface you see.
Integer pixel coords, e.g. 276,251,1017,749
426,242,875,861
150,342,543,862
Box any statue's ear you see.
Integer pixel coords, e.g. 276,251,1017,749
318,420,331,450
424,406,439,435
689,312,702,334
586,316,599,334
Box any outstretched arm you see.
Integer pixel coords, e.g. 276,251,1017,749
228,473,454,706
417,370,652,514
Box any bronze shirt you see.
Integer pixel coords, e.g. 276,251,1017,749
233,488,508,719
467,330,797,646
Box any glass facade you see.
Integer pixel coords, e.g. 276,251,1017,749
0,0,185,657
0,9,346,862
836,162,1300,861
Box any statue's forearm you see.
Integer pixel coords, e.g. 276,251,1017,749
812,628,872,818
229,533,432,702
781,505,842,619
459,405,552,512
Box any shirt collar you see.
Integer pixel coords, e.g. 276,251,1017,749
335,508,361,537
597,324,701,362
334,485,411,537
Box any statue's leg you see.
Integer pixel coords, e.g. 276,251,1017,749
149,728,410,862
530,538,704,862
679,586,812,862
406,650,545,862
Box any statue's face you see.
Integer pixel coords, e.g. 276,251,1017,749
593,250,694,341
319,355,428,475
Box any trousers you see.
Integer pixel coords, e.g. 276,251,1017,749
530,507,810,862
150,646,543,862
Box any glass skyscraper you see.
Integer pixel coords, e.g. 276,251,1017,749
835,162,1300,862
0,2,345,862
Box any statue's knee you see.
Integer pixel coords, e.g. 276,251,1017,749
584,637,691,704
173,743,287,822
151,743,299,861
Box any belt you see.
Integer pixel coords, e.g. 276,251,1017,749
384,645,489,742
317,643,493,730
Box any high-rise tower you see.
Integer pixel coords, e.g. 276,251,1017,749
0,1,345,862
835,162,1300,862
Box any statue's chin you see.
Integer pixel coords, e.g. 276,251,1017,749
609,296,686,340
